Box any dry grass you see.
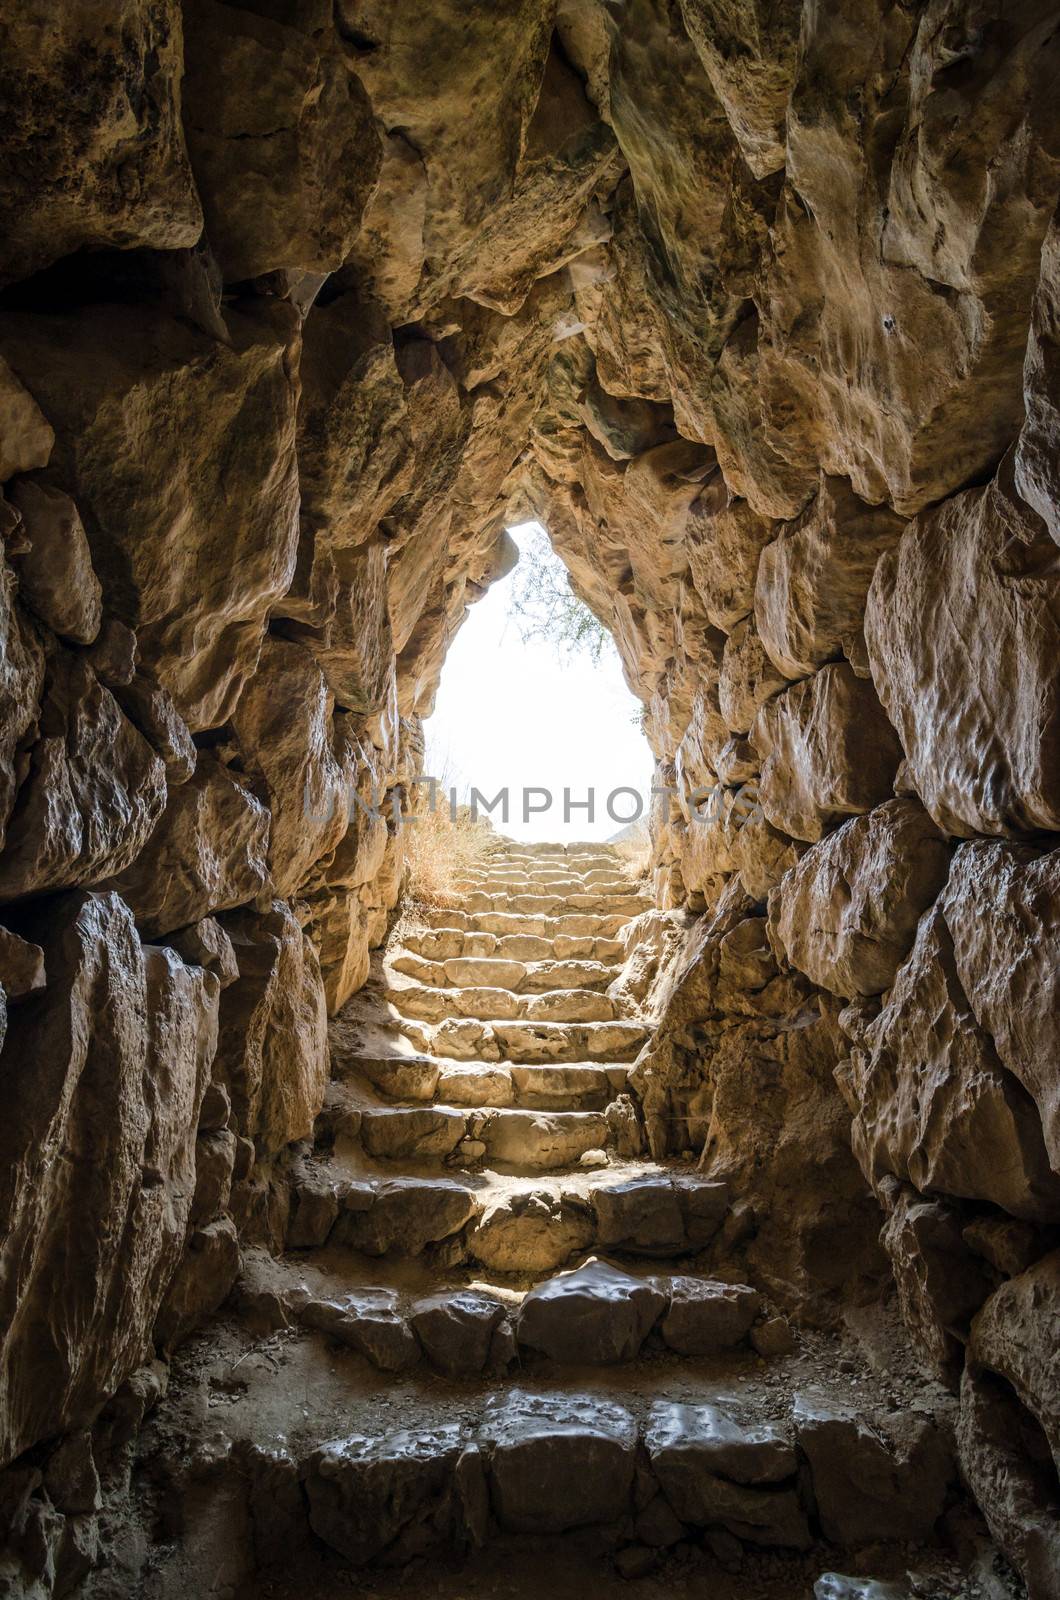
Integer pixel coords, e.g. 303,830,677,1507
401,798,499,909
612,819,652,882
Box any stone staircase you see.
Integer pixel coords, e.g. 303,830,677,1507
142,841,984,1596
286,839,741,1297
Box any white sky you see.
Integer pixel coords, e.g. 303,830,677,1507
422,521,653,842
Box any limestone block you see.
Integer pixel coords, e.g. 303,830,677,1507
0,0,202,285
0,893,218,1462
769,799,951,997
751,664,902,843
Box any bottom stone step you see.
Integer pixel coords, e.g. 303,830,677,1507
151,1352,958,1574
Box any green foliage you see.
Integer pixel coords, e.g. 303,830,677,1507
508,525,612,663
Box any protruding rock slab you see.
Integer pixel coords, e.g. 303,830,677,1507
660,1278,759,1354
181,0,381,283
755,475,905,681
516,1259,667,1364
969,1252,1060,1470
0,652,167,902
769,799,951,998
108,756,270,939
0,892,218,1463
878,1186,994,1389
751,664,902,843
794,1393,953,1545
0,0,202,285
957,1364,1060,1600
483,1392,637,1534
217,903,328,1155
838,907,1060,1222
645,1402,809,1549
0,301,300,731
941,841,1060,1172
866,462,1060,835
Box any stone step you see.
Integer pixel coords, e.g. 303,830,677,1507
286,1161,732,1271
389,951,619,994
455,872,635,895
155,1283,961,1586
496,843,620,861
334,1050,629,1112
353,1103,616,1171
462,890,650,917
398,1015,648,1065
296,1388,811,1561
415,907,631,939
494,1018,647,1064
382,977,620,1027
240,1251,767,1380
400,928,626,964
459,864,632,884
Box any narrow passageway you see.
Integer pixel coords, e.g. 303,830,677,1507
139,837,988,1598
1,3,1058,1598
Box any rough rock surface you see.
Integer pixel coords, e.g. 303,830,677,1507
769,799,951,998
838,908,1060,1223
0,893,217,1463
0,6,1057,1596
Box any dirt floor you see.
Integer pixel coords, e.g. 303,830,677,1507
124,1295,1025,1600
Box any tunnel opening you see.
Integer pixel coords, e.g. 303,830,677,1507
420,518,653,847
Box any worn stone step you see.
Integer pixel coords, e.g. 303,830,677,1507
240,1251,766,1382
414,907,630,939
392,953,528,989
455,873,635,896
514,1258,761,1363
475,1107,612,1168
401,928,626,964
499,844,619,862
509,1062,628,1106
383,976,620,1026
154,1298,959,1584
460,867,632,889
331,1051,628,1112
354,1104,616,1171
287,1160,731,1271
359,1104,468,1161
463,890,650,917
334,1050,441,1102
492,1019,647,1064
389,951,619,994
231,1388,807,1560
564,892,652,915
521,958,617,992
520,988,618,1023
397,1015,647,1064
463,892,569,914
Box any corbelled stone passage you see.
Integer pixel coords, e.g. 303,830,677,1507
0,2,1059,1597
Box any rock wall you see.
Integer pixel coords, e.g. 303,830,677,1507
0,2,1058,1593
